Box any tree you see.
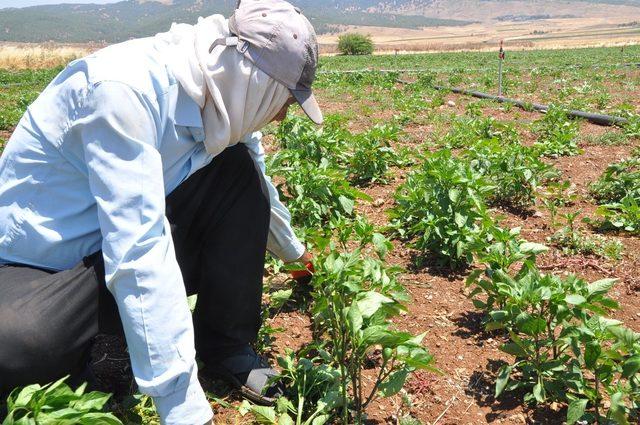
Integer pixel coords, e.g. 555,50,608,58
337,33,374,55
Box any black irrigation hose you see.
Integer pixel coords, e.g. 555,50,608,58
432,85,629,127
318,63,640,75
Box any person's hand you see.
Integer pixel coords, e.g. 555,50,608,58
296,250,313,264
289,250,314,285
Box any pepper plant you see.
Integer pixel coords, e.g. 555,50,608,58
389,149,496,269
534,105,581,157
565,317,640,424
308,239,436,423
2,376,122,425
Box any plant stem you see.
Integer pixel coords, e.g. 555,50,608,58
594,373,601,425
363,359,394,409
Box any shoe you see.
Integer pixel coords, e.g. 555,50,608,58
201,346,284,405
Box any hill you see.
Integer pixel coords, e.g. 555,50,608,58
0,0,638,44
0,0,470,43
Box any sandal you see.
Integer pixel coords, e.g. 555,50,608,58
201,346,283,405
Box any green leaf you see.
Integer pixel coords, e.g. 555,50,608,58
489,310,508,322
608,392,629,425
584,341,601,370
622,354,640,378
77,413,123,425
278,413,295,425
587,278,617,296
472,299,487,309
338,195,354,214
566,398,588,425
500,343,528,358
485,321,505,331
532,382,545,403
565,294,587,305
318,390,342,412
311,415,331,425
519,242,549,255
448,188,460,203
495,364,512,398
270,289,293,310
517,315,546,336
465,269,484,287
9,384,42,409
347,303,363,333
69,392,112,412
454,212,467,227
251,405,278,424
238,400,252,416
356,291,393,318
361,326,410,348
371,233,390,258
378,369,410,397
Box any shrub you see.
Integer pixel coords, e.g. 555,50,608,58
389,149,496,269
589,152,640,204
594,195,640,235
467,244,640,425
309,247,436,423
349,123,400,185
268,152,370,229
534,106,581,157
442,116,519,149
337,33,374,56
588,151,640,234
464,138,557,212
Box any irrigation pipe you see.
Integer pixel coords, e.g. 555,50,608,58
317,62,640,75
430,85,629,127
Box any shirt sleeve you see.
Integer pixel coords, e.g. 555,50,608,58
242,132,305,263
77,81,212,425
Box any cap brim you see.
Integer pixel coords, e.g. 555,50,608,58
290,88,323,125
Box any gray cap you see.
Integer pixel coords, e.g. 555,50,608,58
228,0,323,124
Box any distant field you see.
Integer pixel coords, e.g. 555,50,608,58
318,16,640,53
0,43,91,69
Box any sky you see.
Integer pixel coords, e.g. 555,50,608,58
0,0,120,8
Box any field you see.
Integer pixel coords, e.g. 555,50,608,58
1,44,640,424
318,17,640,53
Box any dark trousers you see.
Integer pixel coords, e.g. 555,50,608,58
0,144,270,394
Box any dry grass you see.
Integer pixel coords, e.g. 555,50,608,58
0,44,93,69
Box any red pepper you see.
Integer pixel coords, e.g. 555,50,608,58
290,261,314,284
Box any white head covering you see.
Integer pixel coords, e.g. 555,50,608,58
155,15,291,156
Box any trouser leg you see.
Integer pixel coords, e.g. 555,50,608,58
166,143,271,362
0,254,118,394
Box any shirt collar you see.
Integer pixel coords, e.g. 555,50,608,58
174,84,204,129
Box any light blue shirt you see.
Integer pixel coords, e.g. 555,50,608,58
0,38,304,425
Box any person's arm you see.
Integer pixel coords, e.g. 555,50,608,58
78,81,212,425
242,132,306,263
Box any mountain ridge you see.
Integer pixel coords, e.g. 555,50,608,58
0,0,638,43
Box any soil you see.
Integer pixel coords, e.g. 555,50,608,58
84,84,640,425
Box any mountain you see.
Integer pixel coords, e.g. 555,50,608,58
0,0,470,43
0,0,638,43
